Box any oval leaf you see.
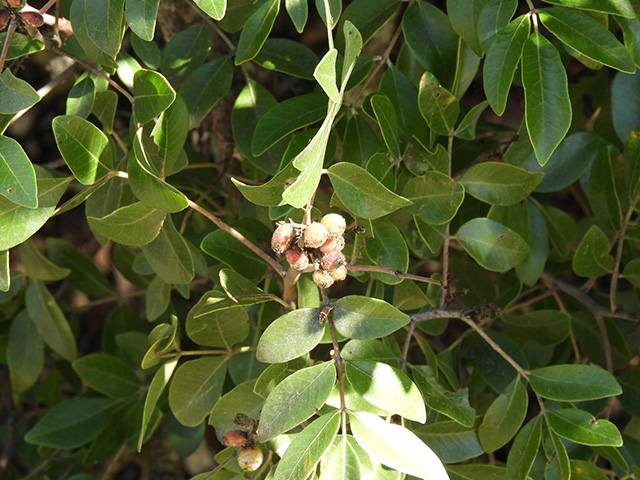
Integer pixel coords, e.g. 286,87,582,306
529,364,622,401
87,202,166,246
333,296,410,340
0,69,40,114
133,69,176,124
460,162,543,206
548,408,623,447
403,171,465,224
0,135,37,207
572,224,614,277
72,353,141,398
256,308,324,363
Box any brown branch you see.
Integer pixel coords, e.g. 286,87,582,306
347,264,442,285
0,19,17,72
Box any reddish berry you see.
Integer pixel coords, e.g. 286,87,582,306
0,10,9,30
237,446,263,472
303,222,329,249
20,11,44,27
312,269,335,289
285,246,309,271
272,223,294,255
320,252,346,271
332,265,348,281
223,429,248,447
319,235,345,254
321,213,346,236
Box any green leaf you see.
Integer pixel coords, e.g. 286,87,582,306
542,0,634,17
570,460,610,480
0,175,70,251
455,218,529,272
220,268,270,303
180,56,233,129
418,71,459,136
622,128,640,200
150,94,189,176
186,291,249,348
506,415,542,480
26,280,77,361
622,258,640,288
350,411,448,480
194,0,226,20
403,171,464,224
572,224,614,277
319,435,362,480
0,69,40,114
255,39,318,80
133,69,176,124
160,26,211,87
612,70,640,143
235,0,280,64
0,32,44,62
256,308,324,363
413,421,483,464
341,20,364,88
371,94,401,157
285,0,307,32
617,367,640,416
548,409,623,447
522,32,572,166
72,353,140,398
456,100,488,140
365,220,409,285
200,229,268,281
503,310,570,345
345,360,426,423
333,296,410,340
138,358,177,450
52,115,111,185
327,163,412,219
546,430,571,480
315,48,341,102
529,364,622,401
66,77,95,118
0,135,37,207
274,412,340,480
169,356,227,427
447,464,511,480
539,8,634,73
337,0,401,52
477,0,518,53
209,380,264,434
478,377,528,453
25,398,117,448
0,250,8,292
315,0,341,29
70,0,125,68
251,93,327,156
460,162,543,206
92,90,118,134
145,276,171,321
446,0,484,55
257,362,336,441
126,0,160,40
87,202,166,247
8,310,44,395
141,216,194,284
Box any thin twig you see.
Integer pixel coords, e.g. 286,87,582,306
202,449,239,480
347,264,441,285
0,19,17,72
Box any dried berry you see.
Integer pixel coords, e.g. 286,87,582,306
303,222,329,249
320,252,346,271
2,0,23,8
223,429,248,447
20,11,44,27
331,265,348,281
318,235,345,254
237,446,263,472
271,223,294,255
321,213,346,237
285,246,309,271
0,9,9,30
233,413,257,430
312,269,335,289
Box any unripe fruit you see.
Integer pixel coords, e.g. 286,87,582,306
272,223,294,255
321,213,346,237
332,265,348,281
312,269,335,289
223,429,248,447
303,222,329,249
319,235,345,254
320,252,346,271
237,446,263,472
20,11,44,27
285,246,309,271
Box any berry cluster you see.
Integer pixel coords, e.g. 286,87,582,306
271,213,348,289
221,413,263,472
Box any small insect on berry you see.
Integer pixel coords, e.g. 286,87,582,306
271,223,294,255
223,429,248,447
321,213,346,237
331,265,348,281
285,246,309,271
312,269,335,289
320,252,346,271
237,445,264,472
318,235,345,254
303,222,329,249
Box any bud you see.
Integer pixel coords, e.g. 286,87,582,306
285,246,309,271
303,222,329,249
223,429,248,447
332,265,348,281
20,11,44,27
237,446,263,472
321,213,346,237
318,235,345,254
320,252,346,271
312,269,335,289
271,223,294,255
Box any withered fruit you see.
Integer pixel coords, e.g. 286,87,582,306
271,223,294,255
321,213,346,237
303,222,329,249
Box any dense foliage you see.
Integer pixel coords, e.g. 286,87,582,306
1,0,640,479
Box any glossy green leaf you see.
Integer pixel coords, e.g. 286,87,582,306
328,163,412,219
522,32,571,166
505,416,542,479
20,240,70,281
337,0,401,52
0,250,8,292
588,148,622,230
447,0,484,55
0,69,40,114
418,71,459,136
257,362,336,442
274,412,340,480
315,48,341,102
126,0,160,40
66,76,95,118
345,360,426,423
351,411,448,480
530,364,621,401
455,218,529,272
209,380,263,435
622,128,640,200
88,202,166,246
194,0,226,20
151,94,189,176
252,93,327,156
460,162,543,206
0,135,37,207
341,20,364,88
186,291,249,348
342,114,383,167
456,100,488,140
365,220,409,285
403,171,464,224
333,296,410,340
477,0,518,53
504,310,570,345
569,460,610,480
72,353,140,398
286,0,308,32
256,308,324,363
315,0,341,29
622,258,640,288
8,310,44,395
219,268,269,303
548,409,623,446
52,115,111,185
235,0,280,64
414,421,483,464
200,229,267,281
70,0,125,68
141,216,194,284
26,280,77,362
319,435,362,480
0,32,44,62
371,94,401,157
25,398,117,448
160,26,211,86
145,276,170,321
255,38,318,79
612,70,640,143
412,365,475,427
133,69,176,124
546,430,571,480
168,356,227,427
447,464,511,480
92,90,118,134
543,0,634,16
138,358,177,450
478,377,528,453
572,224,614,277
539,8,634,73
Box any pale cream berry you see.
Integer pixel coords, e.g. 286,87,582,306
320,252,346,271
223,429,248,447
312,269,335,289
321,213,346,237
331,265,348,281
303,222,329,249
237,446,263,472
271,224,294,255
319,235,345,254
285,246,309,271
